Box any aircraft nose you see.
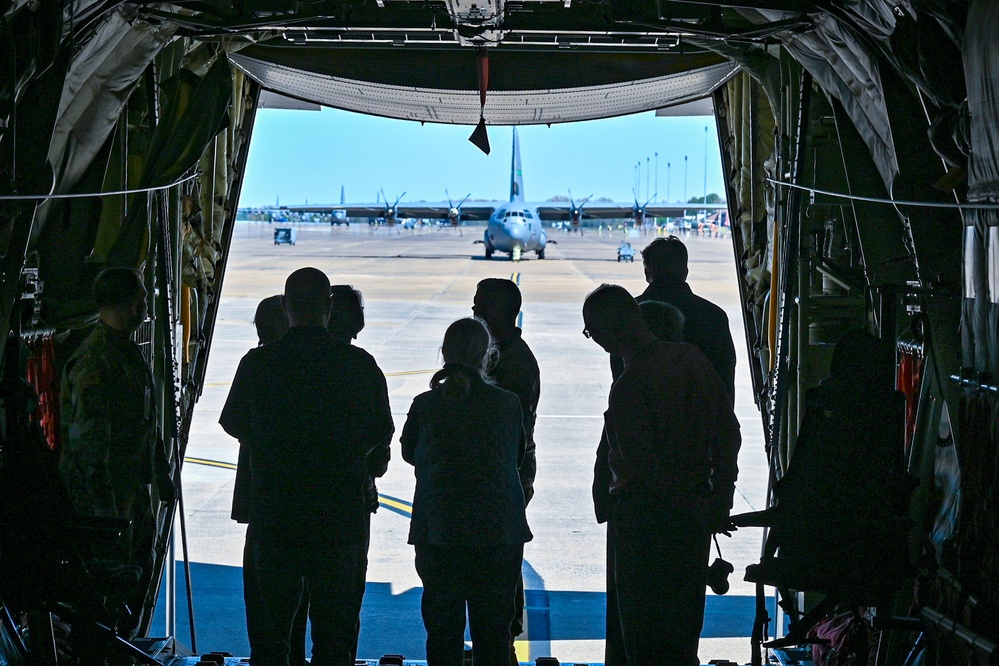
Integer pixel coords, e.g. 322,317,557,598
508,224,528,241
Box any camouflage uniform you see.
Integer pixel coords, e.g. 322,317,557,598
59,321,165,579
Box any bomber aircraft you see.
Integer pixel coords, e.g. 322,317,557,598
287,128,726,260
1,0,997,665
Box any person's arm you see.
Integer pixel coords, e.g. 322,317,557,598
592,428,614,524
231,442,252,523
400,400,420,465
705,357,741,530
360,356,395,471
604,378,658,492
718,312,737,406
219,354,257,442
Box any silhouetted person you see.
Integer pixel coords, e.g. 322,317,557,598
59,267,175,633
772,329,908,579
472,278,540,662
595,298,686,666
584,285,740,666
328,284,386,661
611,236,736,404
401,318,532,666
232,295,311,666
220,268,394,666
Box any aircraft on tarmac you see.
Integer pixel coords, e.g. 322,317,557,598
287,128,727,260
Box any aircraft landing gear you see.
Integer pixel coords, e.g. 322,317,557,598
512,246,522,262
485,244,494,259
537,248,545,259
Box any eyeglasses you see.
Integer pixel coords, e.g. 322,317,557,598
582,328,591,339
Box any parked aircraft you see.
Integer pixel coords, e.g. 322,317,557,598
287,129,725,260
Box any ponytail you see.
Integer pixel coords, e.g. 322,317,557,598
431,318,494,400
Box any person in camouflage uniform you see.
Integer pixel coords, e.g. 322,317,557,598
59,267,174,621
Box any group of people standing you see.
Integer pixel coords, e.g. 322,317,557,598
220,271,541,666
56,236,739,666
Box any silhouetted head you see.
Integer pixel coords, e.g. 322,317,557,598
328,285,365,342
93,267,147,333
254,295,288,345
582,284,650,356
473,278,522,335
639,300,686,342
641,236,688,283
431,317,496,399
283,267,332,326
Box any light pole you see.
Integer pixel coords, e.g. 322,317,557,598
655,152,659,201
683,155,688,205
667,162,671,203
646,157,650,203
703,126,708,215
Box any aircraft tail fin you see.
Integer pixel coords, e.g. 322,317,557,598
510,127,524,202
340,185,345,205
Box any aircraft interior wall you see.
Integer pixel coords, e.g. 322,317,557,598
2,0,999,664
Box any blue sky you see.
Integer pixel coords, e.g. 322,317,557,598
238,108,725,208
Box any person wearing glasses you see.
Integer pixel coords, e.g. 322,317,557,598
583,285,740,666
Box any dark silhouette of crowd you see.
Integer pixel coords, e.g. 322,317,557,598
63,234,741,666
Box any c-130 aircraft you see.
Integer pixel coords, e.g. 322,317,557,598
289,128,725,261
1,0,998,665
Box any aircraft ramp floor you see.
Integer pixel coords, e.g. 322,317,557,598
170,222,770,664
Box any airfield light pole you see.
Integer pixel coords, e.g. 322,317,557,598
667,162,671,203
655,152,659,201
646,157,650,202
683,155,688,205
703,126,709,216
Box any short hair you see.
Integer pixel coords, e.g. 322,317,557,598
641,236,688,280
254,295,287,345
475,278,522,318
328,285,364,340
284,267,330,315
93,267,145,308
639,300,686,342
582,284,645,335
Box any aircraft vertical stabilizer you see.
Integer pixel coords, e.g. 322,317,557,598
340,185,345,205
510,128,524,202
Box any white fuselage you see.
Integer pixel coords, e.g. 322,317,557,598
484,203,548,256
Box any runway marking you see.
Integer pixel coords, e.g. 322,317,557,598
377,493,414,517
385,368,439,377
184,457,237,470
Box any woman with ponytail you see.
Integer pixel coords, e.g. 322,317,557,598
401,317,533,665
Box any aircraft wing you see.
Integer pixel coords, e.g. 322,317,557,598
534,202,728,221
286,201,501,220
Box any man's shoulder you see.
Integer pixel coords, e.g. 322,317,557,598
496,333,539,371
68,326,124,374
686,290,729,323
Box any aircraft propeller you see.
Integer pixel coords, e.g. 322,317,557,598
568,189,592,233
444,189,471,235
380,189,406,226
631,189,654,227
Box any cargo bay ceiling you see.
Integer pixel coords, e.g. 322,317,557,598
134,0,815,124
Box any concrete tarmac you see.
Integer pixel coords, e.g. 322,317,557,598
165,221,770,664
